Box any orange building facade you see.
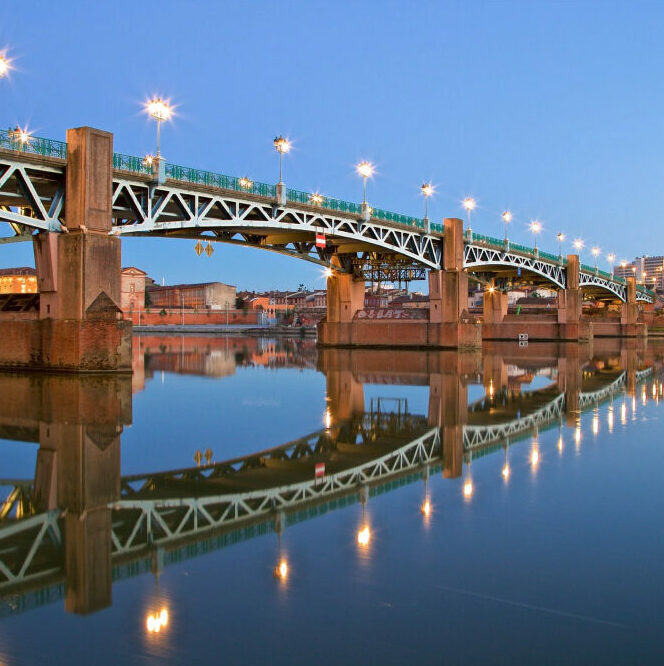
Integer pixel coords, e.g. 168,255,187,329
0,267,38,294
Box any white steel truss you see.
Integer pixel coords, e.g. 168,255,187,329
111,427,440,555
0,152,654,303
579,270,627,301
464,243,567,289
463,393,566,449
110,179,442,269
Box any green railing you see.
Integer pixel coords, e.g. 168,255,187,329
0,129,67,160
165,163,276,198
113,152,152,175
430,222,444,234
318,196,363,215
371,207,425,229
471,232,504,248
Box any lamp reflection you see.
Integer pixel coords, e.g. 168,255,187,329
501,445,510,481
592,408,599,436
274,558,289,581
530,445,540,468
607,404,614,432
357,525,371,548
146,608,169,634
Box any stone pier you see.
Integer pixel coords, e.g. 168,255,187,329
318,218,482,350
0,127,131,372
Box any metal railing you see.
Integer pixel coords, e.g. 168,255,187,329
0,129,67,160
113,152,152,175
165,163,276,198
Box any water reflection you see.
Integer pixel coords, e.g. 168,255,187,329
0,335,662,631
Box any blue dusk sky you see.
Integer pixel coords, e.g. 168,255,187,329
1,1,663,291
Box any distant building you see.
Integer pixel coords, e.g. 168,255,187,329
121,267,147,313
0,267,37,294
147,281,236,310
614,256,664,292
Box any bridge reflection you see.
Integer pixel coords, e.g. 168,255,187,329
0,337,661,619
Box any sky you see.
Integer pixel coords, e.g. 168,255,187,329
1,0,664,291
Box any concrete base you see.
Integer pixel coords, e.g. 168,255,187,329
482,316,593,342
0,318,131,372
318,319,482,350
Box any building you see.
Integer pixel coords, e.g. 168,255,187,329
146,281,236,310
120,267,147,313
0,267,37,294
614,256,664,292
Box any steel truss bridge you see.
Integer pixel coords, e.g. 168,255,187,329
0,365,655,617
0,131,654,303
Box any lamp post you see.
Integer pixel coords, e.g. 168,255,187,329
529,220,541,252
502,210,512,243
8,126,31,151
592,246,600,272
421,182,433,232
462,197,476,238
356,161,374,204
607,253,615,277
273,135,291,184
557,232,565,260
145,97,172,159
421,182,433,219
357,161,374,222
573,239,584,257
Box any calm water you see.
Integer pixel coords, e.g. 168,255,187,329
0,334,663,665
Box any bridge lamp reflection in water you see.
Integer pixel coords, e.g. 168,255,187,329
502,445,510,481
146,608,169,634
274,559,289,581
592,408,600,436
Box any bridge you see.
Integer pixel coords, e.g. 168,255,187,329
0,127,654,370
0,342,657,618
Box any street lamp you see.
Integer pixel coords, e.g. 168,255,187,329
529,220,542,251
145,97,172,158
462,197,476,236
9,125,31,150
557,232,565,258
573,239,584,255
421,182,433,220
501,210,512,241
591,246,600,271
607,253,615,277
273,135,291,184
356,161,374,204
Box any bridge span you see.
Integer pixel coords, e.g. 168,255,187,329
0,127,655,370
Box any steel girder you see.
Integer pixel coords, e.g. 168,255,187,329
111,179,442,270
0,160,64,236
579,270,627,301
463,392,566,450
464,243,567,290
110,427,440,556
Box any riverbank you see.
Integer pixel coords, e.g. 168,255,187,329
133,324,317,337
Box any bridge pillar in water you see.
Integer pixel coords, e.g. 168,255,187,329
428,218,482,349
621,277,646,338
557,353,583,426
483,281,508,325
0,127,131,372
428,365,468,479
558,255,592,342
317,268,366,346
29,375,130,614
